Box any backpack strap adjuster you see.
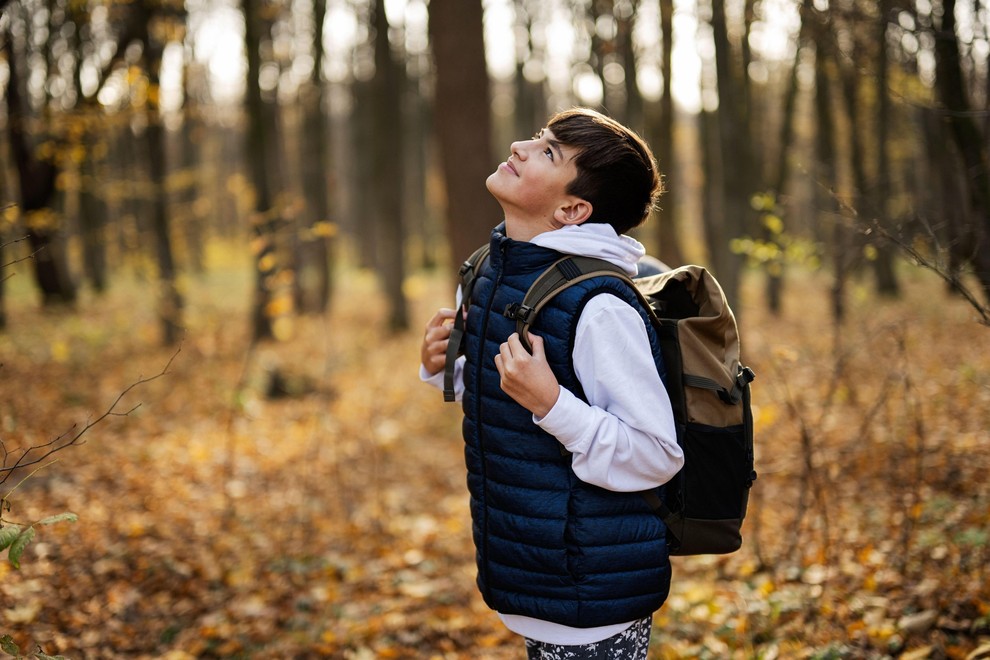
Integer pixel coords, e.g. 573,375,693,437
503,302,535,324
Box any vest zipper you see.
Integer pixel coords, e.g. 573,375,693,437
474,240,506,601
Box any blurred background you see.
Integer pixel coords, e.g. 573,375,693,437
2,1,990,657
1,0,988,339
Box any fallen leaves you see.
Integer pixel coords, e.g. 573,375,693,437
0,263,988,658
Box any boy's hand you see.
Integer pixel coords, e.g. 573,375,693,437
495,332,560,418
421,308,457,376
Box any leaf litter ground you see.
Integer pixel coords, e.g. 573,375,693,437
1,260,989,659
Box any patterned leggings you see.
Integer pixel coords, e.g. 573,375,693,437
524,616,652,660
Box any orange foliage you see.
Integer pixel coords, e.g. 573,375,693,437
0,262,988,658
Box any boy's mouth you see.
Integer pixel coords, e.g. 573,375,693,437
502,160,518,176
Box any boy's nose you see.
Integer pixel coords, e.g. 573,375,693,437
509,140,528,159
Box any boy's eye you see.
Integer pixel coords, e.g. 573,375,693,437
544,147,554,161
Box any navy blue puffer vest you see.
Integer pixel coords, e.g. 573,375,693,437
461,226,672,628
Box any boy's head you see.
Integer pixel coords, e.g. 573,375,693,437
547,108,662,235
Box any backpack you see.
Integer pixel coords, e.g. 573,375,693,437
443,245,756,556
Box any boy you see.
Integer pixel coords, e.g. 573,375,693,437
420,108,683,659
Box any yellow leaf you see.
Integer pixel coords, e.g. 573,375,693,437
51,339,70,363
258,253,277,273
264,296,293,318
311,221,338,238
763,213,784,235
272,317,294,341
3,205,19,223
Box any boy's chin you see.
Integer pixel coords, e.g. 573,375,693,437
484,173,502,197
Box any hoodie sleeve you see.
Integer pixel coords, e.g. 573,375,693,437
535,295,683,491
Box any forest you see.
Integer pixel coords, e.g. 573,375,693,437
1,0,989,657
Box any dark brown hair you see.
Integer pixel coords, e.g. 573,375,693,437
547,108,663,234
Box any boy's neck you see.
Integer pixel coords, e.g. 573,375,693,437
502,214,566,243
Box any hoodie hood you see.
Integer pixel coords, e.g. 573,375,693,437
529,223,645,276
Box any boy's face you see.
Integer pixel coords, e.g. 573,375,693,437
486,128,588,240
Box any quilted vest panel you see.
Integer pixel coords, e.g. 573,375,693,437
461,226,672,628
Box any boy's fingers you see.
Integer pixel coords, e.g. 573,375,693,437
500,333,520,359
526,332,544,355
429,308,456,327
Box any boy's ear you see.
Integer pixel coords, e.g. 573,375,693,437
555,198,593,226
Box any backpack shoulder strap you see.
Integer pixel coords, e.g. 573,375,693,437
443,244,490,402
504,255,656,352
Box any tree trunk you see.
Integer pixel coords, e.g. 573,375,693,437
350,77,377,269
655,0,684,267
701,109,727,276
835,13,873,290
618,1,642,131
763,0,813,314
137,0,184,345
428,0,501,265
372,0,408,331
295,0,334,315
872,0,900,297
932,0,990,304
405,69,432,269
709,0,751,307
243,0,277,342
813,18,847,325
70,1,109,294
4,23,76,307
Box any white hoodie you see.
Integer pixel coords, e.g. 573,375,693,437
419,223,683,644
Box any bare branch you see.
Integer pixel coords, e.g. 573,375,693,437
802,167,990,326
0,347,181,488
866,219,990,326
0,235,45,272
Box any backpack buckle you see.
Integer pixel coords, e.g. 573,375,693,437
503,302,534,323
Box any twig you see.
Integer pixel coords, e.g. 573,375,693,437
0,236,45,281
0,347,181,487
0,460,61,525
866,219,990,326
800,166,990,326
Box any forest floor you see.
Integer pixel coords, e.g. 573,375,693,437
1,248,989,659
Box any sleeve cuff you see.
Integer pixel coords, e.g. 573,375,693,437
534,386,592,454
419,363,444,386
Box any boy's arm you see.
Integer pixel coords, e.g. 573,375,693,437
535,296,683,492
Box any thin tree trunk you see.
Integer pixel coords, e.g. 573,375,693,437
709,0,751,307
872,0,900,296
4,22,76,306
813,19,847,325
372,0,408,331
764,0,813,314
618,0,642,132
294,0,334,315
243,0,277,341
137,0,184,345
655,0,684,266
